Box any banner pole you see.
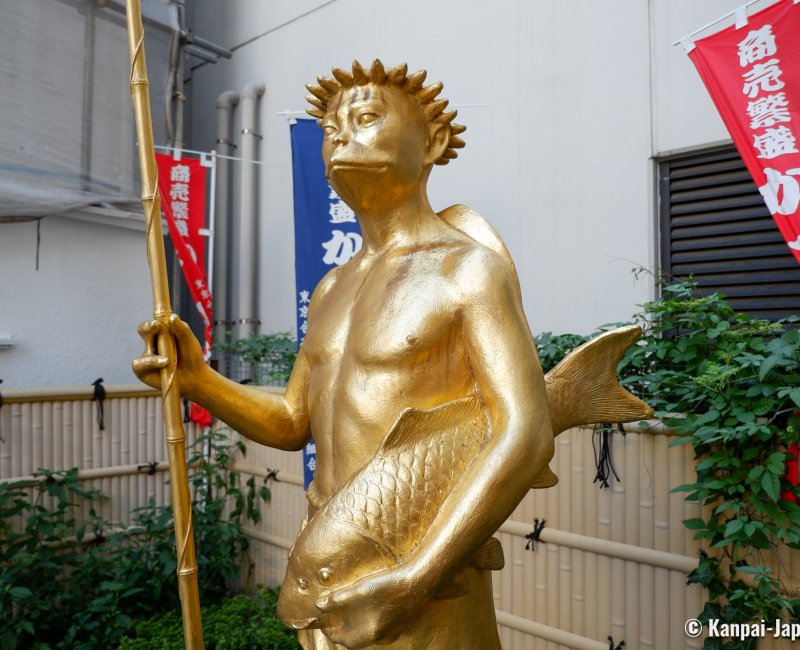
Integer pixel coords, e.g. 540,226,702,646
124,2,204,648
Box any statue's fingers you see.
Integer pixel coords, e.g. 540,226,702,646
168,314,198,347
137,319,162,337
132,355,168,375
137,319,164,355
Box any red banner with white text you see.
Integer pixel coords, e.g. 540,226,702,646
155,153,213,365
686,0,800,263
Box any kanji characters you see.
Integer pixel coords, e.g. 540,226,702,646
170,182,190,202
742,59,785,98
737,25,777,67
170,164,191,183
172,201,189,220
747,92,792,129
329,200,357,224
753,126,798,159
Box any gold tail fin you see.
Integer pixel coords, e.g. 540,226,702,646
544,325,653,436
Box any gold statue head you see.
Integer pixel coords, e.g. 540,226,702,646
306,60,466,166
306,60,466,216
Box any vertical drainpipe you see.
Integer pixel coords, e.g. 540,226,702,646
80,0,96,191
237,82,265,340
213,91,239,348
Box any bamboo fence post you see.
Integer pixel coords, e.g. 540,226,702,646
124,2,204,647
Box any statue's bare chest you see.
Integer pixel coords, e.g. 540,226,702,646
304,257,460,370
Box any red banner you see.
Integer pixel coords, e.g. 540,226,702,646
155,153,213,364
686,0,800,263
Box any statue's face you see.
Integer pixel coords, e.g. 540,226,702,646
321,84,429,214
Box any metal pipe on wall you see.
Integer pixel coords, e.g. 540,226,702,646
213,90,239,347
237,81,265,339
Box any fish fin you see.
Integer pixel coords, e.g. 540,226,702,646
530,465,559,489
435,570,469,600
544,325,653,435
378,394,485,453
305,480,325,512
470,536,505,571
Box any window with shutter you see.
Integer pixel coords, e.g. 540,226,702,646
659,146,800,321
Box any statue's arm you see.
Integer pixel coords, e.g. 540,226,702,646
132,315,311,451
186,345,312,451
406,246,555,586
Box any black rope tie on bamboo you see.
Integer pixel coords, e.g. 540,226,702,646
137,461,159,475
525,518,546,551
592,424,623,489
265,468,280,482
92,378,106,431
607,637,624,650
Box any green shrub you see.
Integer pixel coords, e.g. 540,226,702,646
119,587,299,650
0,429,270,649
619,279,800,649
217,332,298,384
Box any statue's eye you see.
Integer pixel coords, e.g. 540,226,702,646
357,112,378,127
298,578,308,590
318,568,332,585
322,124,337,136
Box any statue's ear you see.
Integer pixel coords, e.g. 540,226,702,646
424,122,450,166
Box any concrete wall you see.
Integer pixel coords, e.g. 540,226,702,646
187,0,753,337
0,216,151,388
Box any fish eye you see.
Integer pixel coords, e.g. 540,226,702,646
298,578,308,590
318,568,333,585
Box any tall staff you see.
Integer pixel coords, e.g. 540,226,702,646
124,1,204,647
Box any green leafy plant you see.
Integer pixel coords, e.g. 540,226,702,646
617,279,800,649
534,331,591,373
217,332,297,384
118,586,299,650
0,429,271,649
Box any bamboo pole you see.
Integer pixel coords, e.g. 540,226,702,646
123,2,203,647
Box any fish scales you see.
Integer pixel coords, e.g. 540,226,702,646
328,395,489,557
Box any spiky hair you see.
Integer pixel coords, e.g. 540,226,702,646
305,59,466,166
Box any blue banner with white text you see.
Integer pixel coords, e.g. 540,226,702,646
290,118,362,488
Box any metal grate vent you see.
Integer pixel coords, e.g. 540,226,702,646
659,146,800,321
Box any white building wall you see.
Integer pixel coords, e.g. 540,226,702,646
187,0,752,336
0,0,173,389
0,217,151,388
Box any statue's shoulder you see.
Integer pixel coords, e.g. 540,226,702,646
437,204,523,300
437,204,518,276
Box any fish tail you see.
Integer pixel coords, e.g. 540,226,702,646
543,325,653,436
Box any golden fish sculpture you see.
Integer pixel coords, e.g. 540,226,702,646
278,325,651,632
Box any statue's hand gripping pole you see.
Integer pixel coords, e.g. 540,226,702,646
124,3,204,648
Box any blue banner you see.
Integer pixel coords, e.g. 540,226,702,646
290,118,362,488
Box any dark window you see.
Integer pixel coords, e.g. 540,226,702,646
659,146,800,321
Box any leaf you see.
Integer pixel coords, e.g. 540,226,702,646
9,586,33,599
762,472,781,502
683,518,706,530
725,519,744,537
758,354,782,381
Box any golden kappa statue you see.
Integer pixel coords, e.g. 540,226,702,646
134,59,652,650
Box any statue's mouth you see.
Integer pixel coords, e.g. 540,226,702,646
330,161,389,171
283,615,321,630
